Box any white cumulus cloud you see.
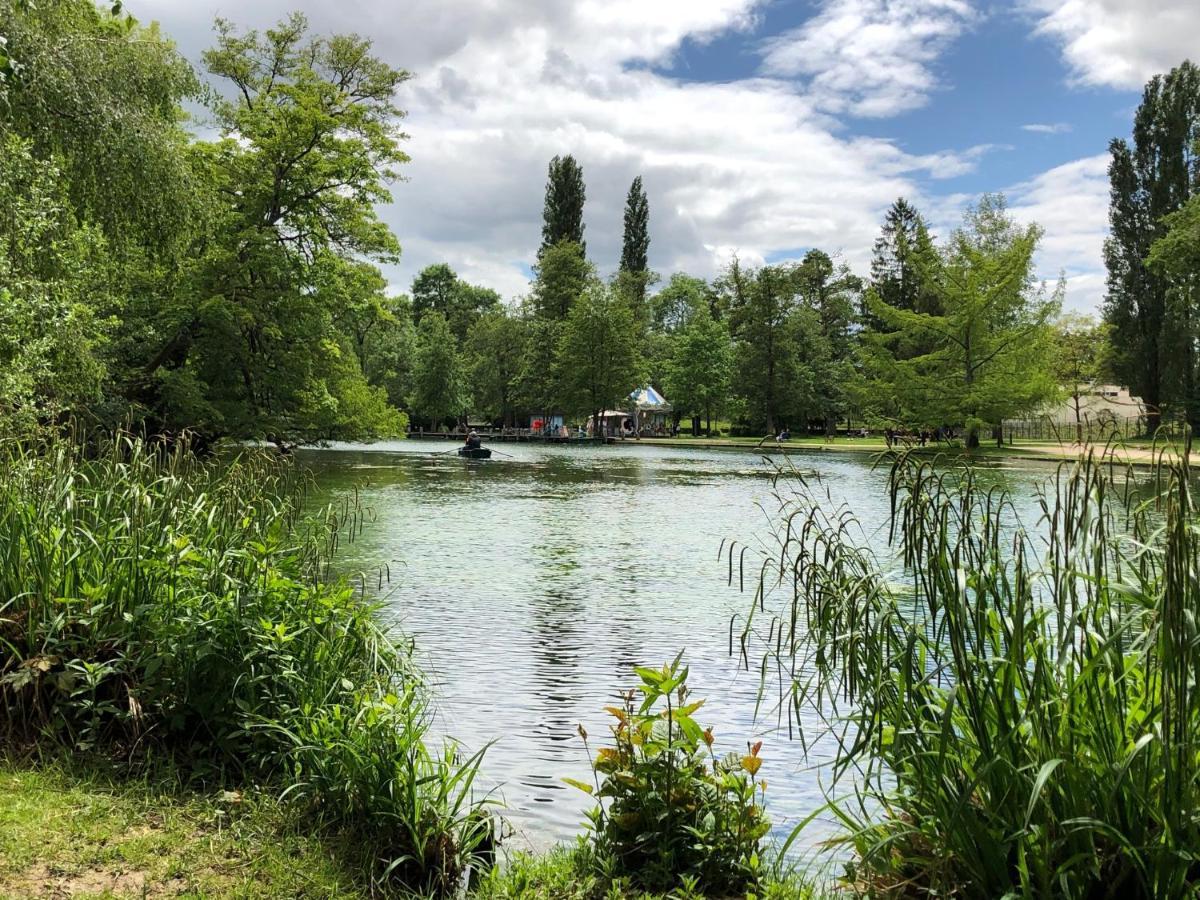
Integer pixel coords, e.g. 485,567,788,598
1024,0,1200,90
760,0,977,117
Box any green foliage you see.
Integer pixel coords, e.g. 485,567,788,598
0,135,112,433
412,263,502,344
411,311,467,428
0,0,200,252
619,175,651,313
532,240,591,321
737,448,1200,898
1104,60,1200,432
556,282,642,424
862,194,1059,445
467,309,529,426
141,14,410,443
651,273,717,334
570,658,771,895
794,250,861,434
540,154,587,257
1053,313,1115,441
665,306,732,434
476,840,815,900
726,263,818,433
0,434,494,895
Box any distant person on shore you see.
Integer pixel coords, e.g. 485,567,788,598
464,430,481,450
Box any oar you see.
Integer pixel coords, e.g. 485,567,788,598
487,447,516,458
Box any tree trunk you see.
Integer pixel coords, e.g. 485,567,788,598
825,414,836,437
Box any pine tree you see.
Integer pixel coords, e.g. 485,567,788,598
867,198,937,326
1103,60,1200,433
539,154,586,257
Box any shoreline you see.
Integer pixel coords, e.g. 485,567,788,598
629,436,1185,468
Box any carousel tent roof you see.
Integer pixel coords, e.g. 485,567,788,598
630,385,671,411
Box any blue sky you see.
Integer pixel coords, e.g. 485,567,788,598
135,0,1199,311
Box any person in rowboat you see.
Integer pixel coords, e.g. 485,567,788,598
464,429,482,450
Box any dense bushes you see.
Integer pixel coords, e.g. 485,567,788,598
0,434,494,895
737,450,1200,898
569,658,771,895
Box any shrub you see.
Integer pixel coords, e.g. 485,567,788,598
734,449,1200,898
569,657,770,895
0,432,494,895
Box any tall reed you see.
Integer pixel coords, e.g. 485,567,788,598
0,432,494,896
732,450,1200,897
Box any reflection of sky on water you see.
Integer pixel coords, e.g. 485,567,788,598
298,440,1066,855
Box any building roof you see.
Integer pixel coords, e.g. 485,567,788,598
630,385,671,411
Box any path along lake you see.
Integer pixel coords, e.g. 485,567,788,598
298,439,1059,851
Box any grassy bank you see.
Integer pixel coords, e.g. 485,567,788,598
0,760,815,899
0,760,371,899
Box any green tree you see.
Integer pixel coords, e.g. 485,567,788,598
864,195,1059,447
796,250,861,435
557,283,641,432
540,154,586,257
665,306,732,435
727,263,814,434
466,309,528,427
361,297,418,414
411,263,501,344
145,14,410,445
0,135,113,433
0,0,199,253
619,175,651,313
650,274,716,334
869,199,938,316
1103,60,1200,433
1053,314,1114,443
410,312,466,429
531,240,590,321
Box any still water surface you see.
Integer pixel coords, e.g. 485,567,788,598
297,440,1056,851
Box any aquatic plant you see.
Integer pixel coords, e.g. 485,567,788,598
0,432,494,896
731,448,1200,897
569,657,771,894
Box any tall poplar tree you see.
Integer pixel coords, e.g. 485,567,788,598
619,175,650,312
1103,60,1200,433
539,154,586,257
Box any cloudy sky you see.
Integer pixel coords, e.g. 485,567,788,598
130,0,1200,312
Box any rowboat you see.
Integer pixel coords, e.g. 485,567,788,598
458,446,492,459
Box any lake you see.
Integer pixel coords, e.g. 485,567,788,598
296,439,1058,852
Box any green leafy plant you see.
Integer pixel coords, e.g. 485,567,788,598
0,431,495,896
569,656,770,895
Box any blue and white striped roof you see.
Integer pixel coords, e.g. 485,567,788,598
629,385,670,409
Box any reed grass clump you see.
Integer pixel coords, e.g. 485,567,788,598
0,433,494,896
733,450,1200,898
